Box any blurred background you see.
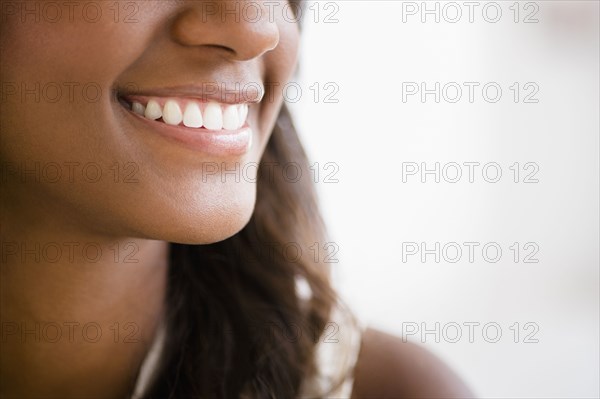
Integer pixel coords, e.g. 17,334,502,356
290,1,599,398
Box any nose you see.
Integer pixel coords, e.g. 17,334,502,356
170,0,280,61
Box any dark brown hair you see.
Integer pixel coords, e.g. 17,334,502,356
142,104,339,398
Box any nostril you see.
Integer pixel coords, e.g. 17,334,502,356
204,44,236,55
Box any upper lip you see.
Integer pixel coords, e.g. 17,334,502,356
118,83,264,105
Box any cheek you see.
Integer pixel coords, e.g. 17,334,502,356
0,9,149,167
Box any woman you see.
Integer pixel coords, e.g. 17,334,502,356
0,1,473,397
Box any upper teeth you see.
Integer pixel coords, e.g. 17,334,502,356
131,98,249,130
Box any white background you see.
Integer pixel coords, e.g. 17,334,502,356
290,1,599,398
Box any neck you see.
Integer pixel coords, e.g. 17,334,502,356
1,194,169,398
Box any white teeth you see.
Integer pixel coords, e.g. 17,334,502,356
222,105,240,130
203,102,223,130
162,100,183,126
238,104,248,128
138,98,247,130
144,100,162,120
183,102,203,128
132,102,146,116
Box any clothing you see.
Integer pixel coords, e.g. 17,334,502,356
131,304,364,398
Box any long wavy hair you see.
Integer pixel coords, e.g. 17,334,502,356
141,101,341,398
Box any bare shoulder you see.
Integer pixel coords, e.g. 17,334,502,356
350,328,476,398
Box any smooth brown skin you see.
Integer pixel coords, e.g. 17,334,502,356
0,1,472,397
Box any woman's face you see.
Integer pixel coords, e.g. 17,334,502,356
0,1,299,243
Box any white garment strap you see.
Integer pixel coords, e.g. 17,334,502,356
131,321,166,399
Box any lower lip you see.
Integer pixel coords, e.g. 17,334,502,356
121,104,252,157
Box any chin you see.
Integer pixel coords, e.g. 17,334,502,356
132,188,257,246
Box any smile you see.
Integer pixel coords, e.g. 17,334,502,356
118,94,253,156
